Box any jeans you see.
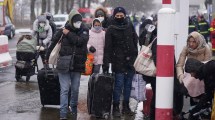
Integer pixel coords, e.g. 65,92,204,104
58,72,81,118
113,70,135,103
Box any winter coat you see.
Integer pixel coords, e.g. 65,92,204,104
46,10,89,73
176,32,212,78
139,25,157,82
16,38,37,53
197,19,210,42
197,60,215,94
187,60,215,113
33,17,53,48
103,19,138,73
49,21,57,35
87,29,105,65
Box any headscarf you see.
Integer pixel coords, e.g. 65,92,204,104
91,18,103,33
187,31,206,53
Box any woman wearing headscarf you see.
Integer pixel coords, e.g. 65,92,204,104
176,31,212,107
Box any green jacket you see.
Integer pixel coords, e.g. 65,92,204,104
16,38,37,53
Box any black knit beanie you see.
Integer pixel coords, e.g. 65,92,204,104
72,14,82,23
113,7,126,17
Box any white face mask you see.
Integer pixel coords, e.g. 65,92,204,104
39,23,45,27
98,17,104,22
73,21,82,29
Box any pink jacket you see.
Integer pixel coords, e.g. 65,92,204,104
87,29,105,65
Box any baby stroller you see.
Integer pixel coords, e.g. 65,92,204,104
178,102,212,120
15,32,38,82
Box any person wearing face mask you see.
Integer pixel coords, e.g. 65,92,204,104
94,7,111,30
102,6,138,117
33,15,53,68
45,9,89,120
87,18,105,74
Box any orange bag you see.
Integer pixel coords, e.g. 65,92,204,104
82,53,94,75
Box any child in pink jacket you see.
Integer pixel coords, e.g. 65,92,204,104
87,18,105,73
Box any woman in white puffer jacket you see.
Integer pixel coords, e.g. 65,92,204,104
87,18,105,73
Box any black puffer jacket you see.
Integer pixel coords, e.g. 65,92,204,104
46,23,89,72
103,20,138,73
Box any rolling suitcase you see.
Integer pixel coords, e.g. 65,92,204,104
87,73,114,119
143,84,153,118
37,67,60,106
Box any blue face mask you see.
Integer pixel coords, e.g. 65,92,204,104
94,26,102,31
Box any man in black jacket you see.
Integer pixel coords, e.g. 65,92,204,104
45,12,57,35
46,9,89,120
185,58,215,118
103,6,138,117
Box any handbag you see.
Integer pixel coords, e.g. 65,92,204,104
48,34,63,65
82,53,94,75
15,60,32,69
133,37,157,77
56,46,76,73
130,74,146,101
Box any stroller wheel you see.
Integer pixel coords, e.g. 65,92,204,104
15,75,22,82
26,76,30,82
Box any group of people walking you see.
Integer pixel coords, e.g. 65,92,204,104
15,5,215,120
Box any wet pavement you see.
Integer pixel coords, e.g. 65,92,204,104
0,31,144,120
0,29,193,120
0,65,143,120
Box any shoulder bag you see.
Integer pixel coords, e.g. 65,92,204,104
133,37,157,77
48,34,63,65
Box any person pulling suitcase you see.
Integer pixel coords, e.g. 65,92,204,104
45,9,89,120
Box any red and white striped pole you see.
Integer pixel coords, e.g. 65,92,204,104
155,0,175,120
0,35,12,68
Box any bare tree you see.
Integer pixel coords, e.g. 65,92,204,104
47,0,51,12
30,0,36,24
82,0,86,8
107,0,156,13
41,0,47,13
55,0,59,14
103,0,108,7
78,0,82,8
61,0,65,14
66,0,75,13
87,0,91,8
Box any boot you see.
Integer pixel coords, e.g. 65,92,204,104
112,102,121,117
122,101,135,116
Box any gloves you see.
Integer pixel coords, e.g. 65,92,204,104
178,74,185,84
36,46,45,51
102,64,109,73
89,46,96,53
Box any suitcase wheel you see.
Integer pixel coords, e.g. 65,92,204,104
15,75,22,82
26,76,30,82
103,113,109,120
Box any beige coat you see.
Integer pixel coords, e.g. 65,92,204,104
176,32,212,78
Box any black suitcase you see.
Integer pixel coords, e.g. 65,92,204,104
37,67,60,106
87,73,115,119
